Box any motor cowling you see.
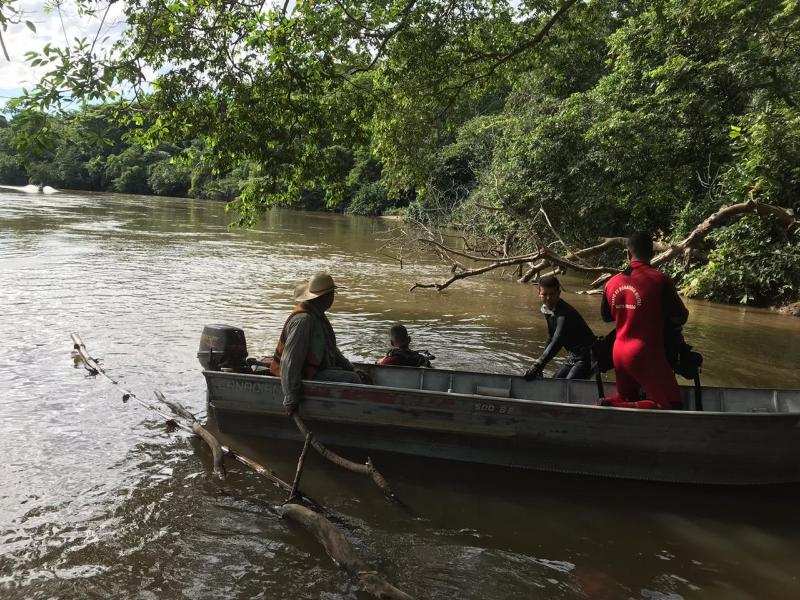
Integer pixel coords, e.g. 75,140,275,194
198,325,248,371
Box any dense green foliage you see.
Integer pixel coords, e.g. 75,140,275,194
683,216,800,306
7,0,800,305
0,107,244,199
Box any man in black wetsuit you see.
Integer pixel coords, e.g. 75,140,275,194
524,276,596,380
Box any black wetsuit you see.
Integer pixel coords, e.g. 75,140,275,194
537,299,596,380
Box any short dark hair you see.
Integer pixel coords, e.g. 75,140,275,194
627,231,654,262
538,275,561,290
390,323,410,344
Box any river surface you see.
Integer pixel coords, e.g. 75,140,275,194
1,189,799,599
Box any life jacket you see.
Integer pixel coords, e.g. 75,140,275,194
269,304,329,379
378,347,432,368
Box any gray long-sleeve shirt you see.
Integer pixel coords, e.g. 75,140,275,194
280,311,352,407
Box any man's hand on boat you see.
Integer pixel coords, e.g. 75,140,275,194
523,363,544,381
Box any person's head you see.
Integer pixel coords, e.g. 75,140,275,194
297,272,337,312
538,275,561,310
626,231,654,263
389,323,411,349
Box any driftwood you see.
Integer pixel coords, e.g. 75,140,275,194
72,334,199,431
191,421,226,479
70,334,413,599
287,432,312,503
409,244,618,292
280,503,414,600
651,199,796,265
411,199,798,292
293,415,397,501
517,237,668,283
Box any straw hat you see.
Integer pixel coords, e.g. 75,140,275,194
293,282,308,301
296,272,337,301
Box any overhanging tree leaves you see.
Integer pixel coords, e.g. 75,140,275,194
11,0,800,305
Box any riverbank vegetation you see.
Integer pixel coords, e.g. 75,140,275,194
3,0,799,306
0,109,248,200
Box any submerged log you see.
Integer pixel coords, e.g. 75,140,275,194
293,415,397,501
287,433,312,503
191,422,226,479
280,503,414,600
70,335,415,598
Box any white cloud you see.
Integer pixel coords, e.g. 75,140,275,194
0,1,126,101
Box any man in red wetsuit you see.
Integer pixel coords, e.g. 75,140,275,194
601,232,689,409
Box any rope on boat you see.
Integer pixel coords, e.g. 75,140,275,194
70,332,413,599
70,333,316,498
292,414,398,501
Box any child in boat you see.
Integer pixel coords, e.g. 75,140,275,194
377,324,433,368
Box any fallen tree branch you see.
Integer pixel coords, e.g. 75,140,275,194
652,199,797,266
413,199,797,293
70,334,413,599
411,244,618,292
287,432,311,503
280,504,414,600
293,415,398,501
411,250,545,291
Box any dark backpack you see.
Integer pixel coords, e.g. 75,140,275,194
664,323,703,380
591,330,616,374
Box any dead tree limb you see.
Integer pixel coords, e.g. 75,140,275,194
280,504,414,600
70,336,413,599
287,432,312,503
411,251,543,291
413,200,797,292
411,244,618,292
191,421,226,479
652,199,797,266
293,415,397,501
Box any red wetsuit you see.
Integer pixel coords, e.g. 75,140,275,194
602,260,689,409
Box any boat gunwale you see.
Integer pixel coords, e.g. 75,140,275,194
202,368,800,419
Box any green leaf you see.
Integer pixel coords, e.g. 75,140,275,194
25,20,36,33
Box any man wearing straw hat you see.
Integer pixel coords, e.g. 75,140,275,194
270,272,360,414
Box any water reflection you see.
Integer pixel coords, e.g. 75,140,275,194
1,190,799,599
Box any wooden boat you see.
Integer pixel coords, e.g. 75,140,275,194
205,364,800,485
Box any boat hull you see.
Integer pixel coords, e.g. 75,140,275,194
205,368,800,485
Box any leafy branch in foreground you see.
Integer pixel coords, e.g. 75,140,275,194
10,1,800,306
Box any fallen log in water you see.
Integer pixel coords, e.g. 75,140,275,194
288,433,312,503
70,332,414,599
191,421,226,479
280,503,414,600
293,414,397,501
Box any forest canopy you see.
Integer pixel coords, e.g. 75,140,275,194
2,0,799,306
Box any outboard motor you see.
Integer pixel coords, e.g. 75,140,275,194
198,325,248,372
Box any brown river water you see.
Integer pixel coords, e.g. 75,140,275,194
1,189,799,599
